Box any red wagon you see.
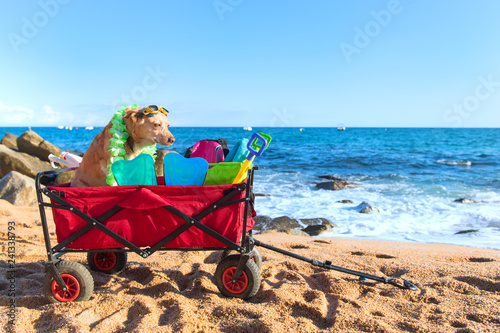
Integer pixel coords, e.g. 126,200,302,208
36,167,416,303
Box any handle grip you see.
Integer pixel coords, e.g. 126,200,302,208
246,133,268,160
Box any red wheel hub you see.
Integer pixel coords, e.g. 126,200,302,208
222,267,248,294
94,252,117,271
51,274,80,302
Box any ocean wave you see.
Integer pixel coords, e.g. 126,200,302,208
436,159,472,167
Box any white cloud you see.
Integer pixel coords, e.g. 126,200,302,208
0,101,65,126
0,101,35,124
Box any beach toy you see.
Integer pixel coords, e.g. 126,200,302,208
204,162,244,185
163,153,209,186
232,133,268,184
48,152,82,169
251,132,272,151
225,138,249,163
111,154,158,186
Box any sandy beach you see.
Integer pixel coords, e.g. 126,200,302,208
1,199,499,333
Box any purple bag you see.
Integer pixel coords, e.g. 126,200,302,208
189,140,225,163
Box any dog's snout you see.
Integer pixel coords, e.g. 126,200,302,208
169,137,175,143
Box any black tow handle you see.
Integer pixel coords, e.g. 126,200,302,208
253,239,417,291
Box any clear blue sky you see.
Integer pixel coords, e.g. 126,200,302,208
1,0,499,127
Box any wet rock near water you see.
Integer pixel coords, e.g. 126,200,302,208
253,215,337,236
454,198,477,204
299,218,338,228
1,133,18,149
336,199,354,204
315,180,358,191
17,130,61,162
318,175,347,181
356,201,380,214
261,229,311,237
257,216,301,232
253,215,273,232
455,229,479,235
0,171,37,206
302,224,334,236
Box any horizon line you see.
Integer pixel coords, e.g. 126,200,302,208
1,126,500,129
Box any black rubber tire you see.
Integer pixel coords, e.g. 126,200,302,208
87,251,127,274
43,261,94,303
221,247,262,270
215,254,261,299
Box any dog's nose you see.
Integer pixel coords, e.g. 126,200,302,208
169,137,175,143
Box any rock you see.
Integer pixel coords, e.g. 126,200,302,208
0,171,37,206
54,170,77,185
0,144,52,179
302,224,333,236
454,198,477,204
336,199,353,204
253,215,272,231
318,175,345,181
267,216,300,230
455,229,479,234
16,130,60,162
281,229,311,237
254,215,300,232
260,229,311,237
1,133,18,149
315,180,358,191
299,218,338,228
357,201,380,214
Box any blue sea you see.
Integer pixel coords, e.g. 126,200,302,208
2,126,500,249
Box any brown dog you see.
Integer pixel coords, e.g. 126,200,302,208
70,106,175,187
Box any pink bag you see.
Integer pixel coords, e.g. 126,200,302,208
189,140,225,163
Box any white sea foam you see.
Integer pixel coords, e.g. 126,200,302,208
436,159,472,166
253,170,500,250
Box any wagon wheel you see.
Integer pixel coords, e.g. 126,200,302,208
43,261,94,303
87,251,127,274
221,247,262,269
215,254,261,299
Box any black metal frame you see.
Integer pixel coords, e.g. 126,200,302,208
36,165,416,295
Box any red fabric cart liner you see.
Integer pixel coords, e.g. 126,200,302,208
47,181,254,250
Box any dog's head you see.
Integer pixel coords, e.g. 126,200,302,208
123,105,175,148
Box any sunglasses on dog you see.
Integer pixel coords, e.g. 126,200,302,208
142,105,169,117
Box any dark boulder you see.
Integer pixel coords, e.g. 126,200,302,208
282,229,311,237
267,216,300,230
253,215,273,232
0,171,37,206
336,199,353,204
0,144,51,179
16,130,60,162
455,229,479,234
315,181,353,191
302,224,333,236
253,215,300,232
299,218,338,228
1,133,18,149
318,175,345,181
454,198,477,204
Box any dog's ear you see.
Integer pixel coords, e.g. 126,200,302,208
123,107,146,127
